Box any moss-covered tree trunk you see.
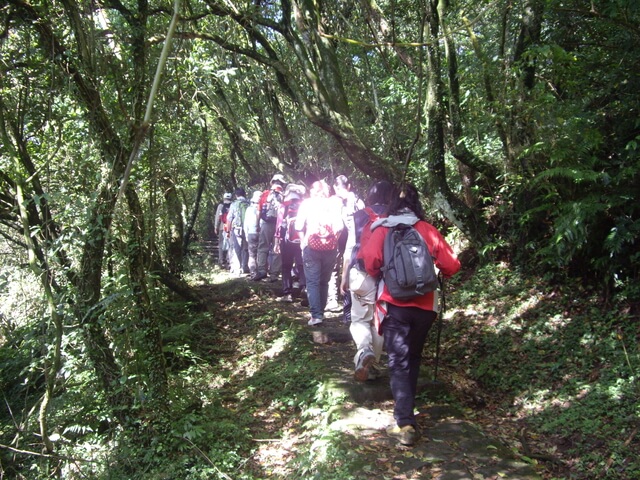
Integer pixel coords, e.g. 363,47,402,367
423,0,486,245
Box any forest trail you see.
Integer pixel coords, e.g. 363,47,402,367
204,272,542,479
290,309,540,479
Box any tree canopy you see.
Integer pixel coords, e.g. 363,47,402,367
0,0,639,477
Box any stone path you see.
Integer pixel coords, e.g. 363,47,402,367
302,311,542,480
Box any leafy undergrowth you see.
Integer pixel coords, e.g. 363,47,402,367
167,258,639,479
2,255,638,479
441,262,640,479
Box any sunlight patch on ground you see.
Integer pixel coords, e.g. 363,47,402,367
262,334,291,359
513,382,594,416
328,407,392,435
251,432,300,477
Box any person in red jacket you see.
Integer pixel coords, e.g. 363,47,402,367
359,183,461,446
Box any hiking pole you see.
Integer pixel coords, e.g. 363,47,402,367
433,275,445,382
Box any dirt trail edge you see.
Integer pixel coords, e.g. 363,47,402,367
302,307,541,480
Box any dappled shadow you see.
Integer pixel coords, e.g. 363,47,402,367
441,271,639,479
177,268,543,479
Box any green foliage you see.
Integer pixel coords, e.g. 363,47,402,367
519,144,640,289
445,263,640,479
2,0,640,478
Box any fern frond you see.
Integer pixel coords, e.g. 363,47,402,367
532,167,606,186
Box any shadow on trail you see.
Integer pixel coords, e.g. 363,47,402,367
188,270,542,479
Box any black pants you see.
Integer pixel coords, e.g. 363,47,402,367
383,304,437,427
281,240,304,295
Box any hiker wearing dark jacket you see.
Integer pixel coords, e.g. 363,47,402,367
359,183,460,447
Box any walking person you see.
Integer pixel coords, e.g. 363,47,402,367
214,192,232,269
332,174,365,319
359,183,460,446
226,187,250,277
275,184,306,302
295,180,344,325
254,174,286,281
244,190,263,278
340,180,394,381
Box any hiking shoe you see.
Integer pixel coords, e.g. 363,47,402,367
277,294,293,303
324,300,341,313
307,317,323,326
251,273,267,281
386,424,419,446
354,351,375,382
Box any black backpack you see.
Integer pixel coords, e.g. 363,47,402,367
382,224,439,300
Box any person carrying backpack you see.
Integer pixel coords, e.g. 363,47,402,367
226,187,250,277
214,192,232,269
359,183,460,447
295,180,344,325
331,175,365,317
254,174,286,281
339,180,394,382
244,190,263,278
274,184,307,303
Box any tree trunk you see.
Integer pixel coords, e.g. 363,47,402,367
424,0,486,246
162,175,185,275
463,17,516,172
184,123,209,256
125,187,169,421
440,10,500,183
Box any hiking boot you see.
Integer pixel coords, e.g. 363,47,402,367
354,350,375,382
277,294,293,303
307,317,323,326
251,273,267,281
386,424,420,446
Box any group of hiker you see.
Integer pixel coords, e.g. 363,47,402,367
213,175,461,447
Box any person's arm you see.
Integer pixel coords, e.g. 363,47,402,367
294,201,308,245
340,211,358,294
275,204,286,239
422,223,461,278
225,203,235,234
214,204,222,234
331,198,346,236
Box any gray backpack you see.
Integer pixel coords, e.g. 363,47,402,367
382,224,439,299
